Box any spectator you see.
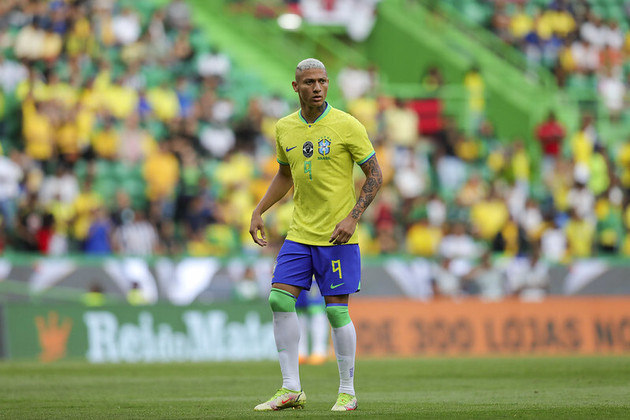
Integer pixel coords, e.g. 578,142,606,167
147,81,180,122
0,56,28,94
598,67,625,121
469,252,504,300
463,66,485,132
422,66,444,93
39,164,79,205
91,117,120,160
22,95,54,165
470,185,510,241
82,283,106,306
565,210,595,258
84,207,112,255
35,212,67,255
567,179,595,222
406,216,443,257
383,98,419,151
197,47,231,80
118,113,156,164
143,141,180,209
515,248,549,301
112,7,141,46
540,216,568,263
0,150,23,229
166,0,191,30
113,209,158,256
535,111,565,173
431,258,461,298
72,177,103,245
126,281,149,305
439,221,481,260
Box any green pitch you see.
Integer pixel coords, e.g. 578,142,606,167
1,356,629,419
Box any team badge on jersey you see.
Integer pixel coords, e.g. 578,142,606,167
317,138,331,156
303,141,313,158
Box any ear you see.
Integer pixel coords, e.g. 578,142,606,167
292,80,298,92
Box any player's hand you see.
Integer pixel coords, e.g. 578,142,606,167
329,216,358,245
249,212,267,247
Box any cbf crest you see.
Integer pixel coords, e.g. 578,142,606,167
317,137,331,156
303,141,313,158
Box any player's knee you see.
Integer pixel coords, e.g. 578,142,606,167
268,288,297,312
325,304,351,328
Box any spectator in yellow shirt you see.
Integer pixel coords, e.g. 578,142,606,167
91,117,120,160
147,82,180,122
509,4,534,40
22,98,54,163
511,140,530,186
617,140,630,189
548,9,575,38
565,210,595,258
463,66,485,132
470,187,509,241
406,217,443,257
42,27,62,63
103,80,138,119
56,110,80,164
143,141,180,203
46,73,78,109
72,177,103,243
75,102,95,153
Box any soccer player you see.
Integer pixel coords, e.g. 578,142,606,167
295,284,329,365
250,58,382,412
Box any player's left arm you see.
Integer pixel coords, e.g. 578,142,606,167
329,154,383,244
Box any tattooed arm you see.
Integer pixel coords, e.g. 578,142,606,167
329,155,383,244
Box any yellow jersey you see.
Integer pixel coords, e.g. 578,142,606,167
275,103,375,246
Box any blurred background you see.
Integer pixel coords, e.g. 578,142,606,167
0,0,629,362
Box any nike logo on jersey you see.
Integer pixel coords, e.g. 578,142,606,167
330,283,344,289
286,146,297,152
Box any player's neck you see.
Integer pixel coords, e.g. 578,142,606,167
300,102,328,124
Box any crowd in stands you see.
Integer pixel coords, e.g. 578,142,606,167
478,0,629,120
1,0,630,301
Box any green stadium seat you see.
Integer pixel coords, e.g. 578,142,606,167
93,179,118,202
120,177,145,198
74,160,88,181
94,160,115,179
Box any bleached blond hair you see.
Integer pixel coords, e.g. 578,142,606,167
296,58,326,73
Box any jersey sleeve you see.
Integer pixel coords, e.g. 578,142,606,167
346,117,375,165
275,123,289,165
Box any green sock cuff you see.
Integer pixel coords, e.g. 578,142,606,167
269,288,297,312
325,304,351,328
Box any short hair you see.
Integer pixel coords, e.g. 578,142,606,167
296,58,326,73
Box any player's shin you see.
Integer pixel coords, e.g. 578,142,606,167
297,309,309,363
326,303,356,396
310,308,329,360
269,288,301,391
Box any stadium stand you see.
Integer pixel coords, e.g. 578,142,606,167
0,0,629,303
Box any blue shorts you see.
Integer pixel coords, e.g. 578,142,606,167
273,240,361,296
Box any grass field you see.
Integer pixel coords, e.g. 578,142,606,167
1,356,629,419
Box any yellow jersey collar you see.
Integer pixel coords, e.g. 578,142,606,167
298,102,330,125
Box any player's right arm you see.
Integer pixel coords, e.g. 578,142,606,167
249,163,293,246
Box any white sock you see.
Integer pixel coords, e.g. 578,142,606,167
331,322,356,396
297,312,309,357
273,311,301,391
311,312,330,356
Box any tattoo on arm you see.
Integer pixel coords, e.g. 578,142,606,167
351,155,383,220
